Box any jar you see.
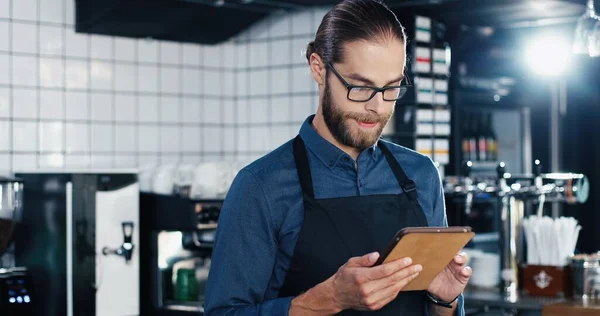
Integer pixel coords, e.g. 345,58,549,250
569,252,600,299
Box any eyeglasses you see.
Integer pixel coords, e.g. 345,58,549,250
327,63,410,102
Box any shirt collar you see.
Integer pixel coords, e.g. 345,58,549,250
298,115,380,169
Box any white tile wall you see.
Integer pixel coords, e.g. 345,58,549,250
40,0,64,24
65,31,88,58
90,35,113,60
40,90,64,120
0,87,10,117
183,68,201,94
115,125,135,152
39,153,65,169
0,0,9,19
115,38,136,62
39,122,64,152
13,88,38,119
182,44,201,66
114,63,135,91
91,123,113,152
39,25,64,56
90,92,113,121
12,55,37,87
0,120,10,151
0,54,9,85
0,21,8,51
39,58,64,87
0,5,325,174
65,91,88,120
65,123,89,153
115,94,136,122
13,0,37,22
138,39,159,63
182,97,201,123
137,126,159,152
159,96,180,123
13,121,37,151
65,59,88,89
138,96,158,122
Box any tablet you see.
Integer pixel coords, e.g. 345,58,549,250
375,226,475,291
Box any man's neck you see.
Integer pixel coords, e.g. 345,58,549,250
311,113,361,160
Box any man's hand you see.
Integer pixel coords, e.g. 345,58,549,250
427,252,472,302
289,252,422,315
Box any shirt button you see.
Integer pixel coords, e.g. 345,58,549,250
343,157,350,162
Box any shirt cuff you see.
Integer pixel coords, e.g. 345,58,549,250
260,296,294,315
455,293,465,316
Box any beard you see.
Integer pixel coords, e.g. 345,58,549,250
322,82,393,151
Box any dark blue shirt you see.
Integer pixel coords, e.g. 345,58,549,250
204,115,465,315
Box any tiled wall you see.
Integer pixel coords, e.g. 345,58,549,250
0,0,329,174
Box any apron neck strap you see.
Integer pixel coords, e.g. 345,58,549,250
378,141,419,201
293,135,418,201
293,136,315,198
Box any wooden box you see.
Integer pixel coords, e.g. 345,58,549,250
521,265,572,298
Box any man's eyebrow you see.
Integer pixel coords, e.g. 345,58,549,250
345,73,405,86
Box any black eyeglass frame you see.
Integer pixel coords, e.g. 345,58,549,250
326,62,411,102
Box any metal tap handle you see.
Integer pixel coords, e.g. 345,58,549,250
102,221,135,263
462,161,473,216
534,160,545,217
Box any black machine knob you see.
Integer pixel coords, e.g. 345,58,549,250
462,161,473,178
496,162,506,179
534,159,542,177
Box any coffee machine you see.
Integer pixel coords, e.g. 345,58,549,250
140,192,221,315
0,176,35,315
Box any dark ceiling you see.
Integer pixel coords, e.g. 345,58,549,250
75,0,591,45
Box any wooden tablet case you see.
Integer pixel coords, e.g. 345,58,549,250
379,227,475,291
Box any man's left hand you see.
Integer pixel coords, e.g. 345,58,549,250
427,252,472,302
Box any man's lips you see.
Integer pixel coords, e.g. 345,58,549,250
356,120,378,128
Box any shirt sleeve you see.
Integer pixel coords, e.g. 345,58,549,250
203,169,294,316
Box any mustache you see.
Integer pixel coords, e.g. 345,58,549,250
342,111,388,124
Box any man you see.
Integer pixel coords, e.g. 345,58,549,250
204,0,472,315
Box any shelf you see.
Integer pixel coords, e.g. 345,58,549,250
155,300,204,316
140,192,223,231
464,288,566,311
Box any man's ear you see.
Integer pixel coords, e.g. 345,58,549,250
308,53,326,86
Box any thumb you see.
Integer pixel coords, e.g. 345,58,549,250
346,252,379,268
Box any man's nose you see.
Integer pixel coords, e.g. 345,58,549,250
364,91,389,112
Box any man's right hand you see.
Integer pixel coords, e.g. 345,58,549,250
330,252,422,311
289,252,422,315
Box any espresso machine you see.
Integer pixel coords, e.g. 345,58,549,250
0,176,35,315
140,192,221,316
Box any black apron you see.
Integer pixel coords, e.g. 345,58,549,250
278,136,429,315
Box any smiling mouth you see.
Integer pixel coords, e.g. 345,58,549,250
357,120,378,128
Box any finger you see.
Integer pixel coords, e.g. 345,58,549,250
359,271,421,311
362,263,422,294
346,252,380,268
453,252,468,265
459,266,472,279
364,257,413,281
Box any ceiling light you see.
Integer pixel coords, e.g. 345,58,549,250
525,35,571,76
